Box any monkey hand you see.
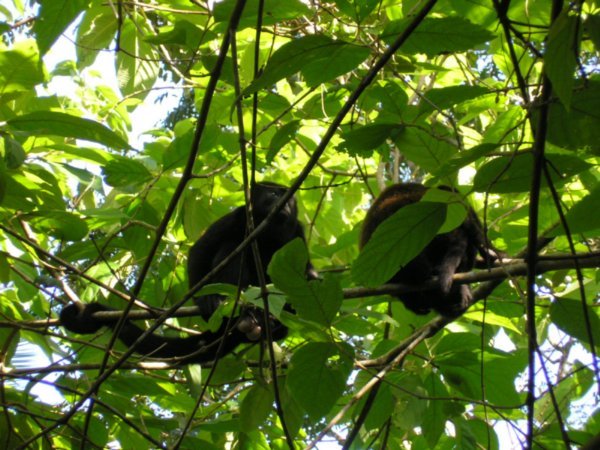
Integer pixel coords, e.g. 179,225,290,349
236,309,263,341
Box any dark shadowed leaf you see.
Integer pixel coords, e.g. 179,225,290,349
287,342,353,420
382,17,495,56
27,210,88,241
545,80,600,151
338,123,404,157
550,299,600,348
545,12,579,109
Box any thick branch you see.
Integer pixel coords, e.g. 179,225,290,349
44,253,599,325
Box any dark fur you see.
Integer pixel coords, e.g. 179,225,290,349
360,183,490,317
60,182,315,364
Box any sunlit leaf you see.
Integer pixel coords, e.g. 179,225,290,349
0,40,45,94
352,202,446,287
6,111,128,149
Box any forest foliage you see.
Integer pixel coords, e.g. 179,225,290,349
0,0,599,449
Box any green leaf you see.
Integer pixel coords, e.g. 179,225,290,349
382,17,495,57
422,374,448,448
102,157,153,187
394,128,456,172
433,144,499,178
240,384,274,432
550,298,600,348
437,344,526,405
287,342,352,420
76,6,118,69
267,120,301,163
3,136,26,169
33,0,88,55
245,35,370,93
545,80,600,151
269,239,343,326
145,20,207,49
334,0,380,23
352,201,446,287
0,40,45,94
419,85,491,116
0,253,9,283
27,210,89,241
420,188,467,234
0,159,6,205
550,186,600,236
545,12,579,109
585,14,600,50
116,20,159,98
6,111,128,149
473,152,592,193
338,123,404,157
213,0,310,28
462,309,522,334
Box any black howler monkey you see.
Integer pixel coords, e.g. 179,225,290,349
60,182,316,364
360,183,492,317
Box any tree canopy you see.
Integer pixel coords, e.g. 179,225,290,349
0,0,599,449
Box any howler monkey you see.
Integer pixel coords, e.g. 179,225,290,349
360,183,492,317
60,182,316,364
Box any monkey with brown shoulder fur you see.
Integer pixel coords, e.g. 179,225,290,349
60,182,317,364
360,183,494,317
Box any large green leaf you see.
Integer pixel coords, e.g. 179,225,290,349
473,152,592,193
338,123,404,157
550,186,600,236
550,298,600,348
334,0,380,23
545,80,600,151
394,128,456,173
287,342,352,420
116,20,159,98
382,17,495,56
352,201,446,287
240,384,274,433
33,0,88,55
545,12,579,109
102,157,153,187
419,85,491,116
76,5,118,69
6,111,128,149
213,0,310,28
269,239,343,326
27,210,89,241
245,35,370,92
0,40,45,94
